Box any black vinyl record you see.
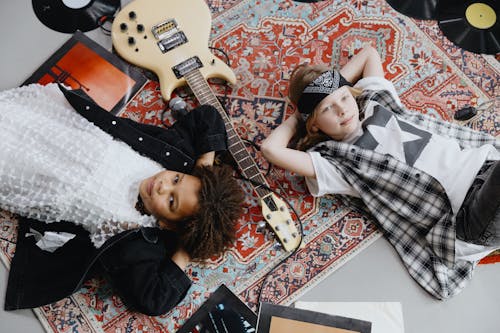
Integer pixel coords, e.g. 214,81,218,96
438,0,500,55
386,0,438,20
32,0,120,33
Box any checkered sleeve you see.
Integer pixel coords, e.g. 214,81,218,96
312,140,476,299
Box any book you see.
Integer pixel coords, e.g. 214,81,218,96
23,31,146,115
177,284,257,333
257,302,372,333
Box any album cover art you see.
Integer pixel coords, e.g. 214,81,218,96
257,303,372,333
177,284,257,333
23,31,146,115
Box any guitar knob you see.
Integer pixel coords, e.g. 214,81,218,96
128,37,136,45
120,23,127,31
256,222,266,232
129,11,136,19
137,24,144,32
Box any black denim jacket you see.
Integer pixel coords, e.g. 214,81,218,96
4,85,228,315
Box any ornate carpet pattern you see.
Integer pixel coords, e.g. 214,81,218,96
1,1,498,332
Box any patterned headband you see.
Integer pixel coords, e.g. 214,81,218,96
296,70,352,120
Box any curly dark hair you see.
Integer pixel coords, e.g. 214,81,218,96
176,165,245,261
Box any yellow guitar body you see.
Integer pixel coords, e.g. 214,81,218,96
111,0,236,101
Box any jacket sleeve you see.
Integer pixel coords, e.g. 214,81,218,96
124,105,228,157
98,230,192,316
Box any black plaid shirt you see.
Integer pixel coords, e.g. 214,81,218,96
311,89,499,299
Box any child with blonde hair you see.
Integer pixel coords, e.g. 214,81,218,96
262,46,499,299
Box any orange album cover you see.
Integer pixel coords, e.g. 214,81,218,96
23,31,146,115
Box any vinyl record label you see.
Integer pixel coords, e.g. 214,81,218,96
438,0,499,55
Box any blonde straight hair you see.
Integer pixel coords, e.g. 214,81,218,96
288,64,361,151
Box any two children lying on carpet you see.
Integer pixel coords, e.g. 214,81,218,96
1,46,498,314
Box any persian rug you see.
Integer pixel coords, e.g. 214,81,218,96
0,0,498,332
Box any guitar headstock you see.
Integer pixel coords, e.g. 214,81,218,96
260,193,302,252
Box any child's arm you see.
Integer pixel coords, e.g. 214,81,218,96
261,111,316,178
339,45,384,83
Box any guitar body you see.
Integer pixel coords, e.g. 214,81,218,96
112,0,236,101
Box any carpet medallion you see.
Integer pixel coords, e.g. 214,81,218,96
0,0,498,332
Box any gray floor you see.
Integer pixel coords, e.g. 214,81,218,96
1,1,499,333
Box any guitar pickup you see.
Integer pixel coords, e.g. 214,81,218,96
157,31,188,53
172,56,203,79
151,19,179,40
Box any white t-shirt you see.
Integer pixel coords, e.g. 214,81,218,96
305,77,499,261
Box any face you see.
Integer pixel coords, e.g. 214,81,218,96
139,170,201,225
309,86,360,141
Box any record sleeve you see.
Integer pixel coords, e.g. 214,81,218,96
177,284,257,333
23,31,147,115
257,303,372,333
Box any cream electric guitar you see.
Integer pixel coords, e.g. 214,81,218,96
112,0,301,251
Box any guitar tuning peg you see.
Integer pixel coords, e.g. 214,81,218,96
280,206,285,212
292,232,297,238
286,219,291,225
266,214,271,220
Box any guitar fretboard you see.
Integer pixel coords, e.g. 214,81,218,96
184,69,270,198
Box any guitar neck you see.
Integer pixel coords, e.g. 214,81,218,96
184,70,270,198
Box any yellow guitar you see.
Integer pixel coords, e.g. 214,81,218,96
112,0,301,251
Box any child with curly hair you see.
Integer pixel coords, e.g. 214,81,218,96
2,83,244,315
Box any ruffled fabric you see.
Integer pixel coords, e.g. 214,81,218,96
0,84,163,247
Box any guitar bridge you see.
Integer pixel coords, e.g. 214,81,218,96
157,31,188,53
152,19,179,40
172,56,203,79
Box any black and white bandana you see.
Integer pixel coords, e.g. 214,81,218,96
297,70,352,120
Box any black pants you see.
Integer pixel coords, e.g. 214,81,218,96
456,160,500,246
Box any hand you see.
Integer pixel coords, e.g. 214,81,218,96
195,151,215,167
171,247,191,270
